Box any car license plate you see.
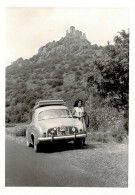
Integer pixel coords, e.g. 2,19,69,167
58,131,68,136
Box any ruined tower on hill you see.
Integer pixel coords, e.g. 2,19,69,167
66,26,87,40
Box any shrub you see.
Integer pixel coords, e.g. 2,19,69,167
83,67,89,74
55,86,62,92
71,67,78,72
51,79,63,88
52,69,63,79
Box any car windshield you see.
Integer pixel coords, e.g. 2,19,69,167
38,109,72,120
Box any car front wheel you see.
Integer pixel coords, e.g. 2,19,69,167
74,139,82,149
82,138,86,146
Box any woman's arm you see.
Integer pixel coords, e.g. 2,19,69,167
82,107,86,117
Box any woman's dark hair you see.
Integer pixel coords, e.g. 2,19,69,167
73,99,83,107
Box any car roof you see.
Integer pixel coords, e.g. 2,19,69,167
33,100,65,110
35,105,69,114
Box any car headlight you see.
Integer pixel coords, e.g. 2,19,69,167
51,130,54,134
72,127,75,132
47,128,57,136
69,127,78,134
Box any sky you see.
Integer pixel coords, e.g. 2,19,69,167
6,7,129,66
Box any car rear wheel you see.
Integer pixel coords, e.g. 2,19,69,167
34,139,39,152
26,140,31,147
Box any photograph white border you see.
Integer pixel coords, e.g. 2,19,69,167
1,0,135,195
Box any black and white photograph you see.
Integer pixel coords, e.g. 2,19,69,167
1,0,135,194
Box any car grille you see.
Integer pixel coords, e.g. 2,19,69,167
57,126,78,136
47,126,78,137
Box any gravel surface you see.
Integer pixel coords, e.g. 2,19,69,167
53,142,128,187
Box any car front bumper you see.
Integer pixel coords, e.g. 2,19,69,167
38,134,86,142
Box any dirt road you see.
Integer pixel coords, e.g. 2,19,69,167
5,135,128,187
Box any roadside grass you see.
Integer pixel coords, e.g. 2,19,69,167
87,117,128,143
87,131,128,144
6,123,27,137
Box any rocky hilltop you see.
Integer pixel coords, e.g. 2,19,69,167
36,26,91,64
9,26,94,67
39,26,89,52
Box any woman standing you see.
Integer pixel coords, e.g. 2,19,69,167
72,99,87,136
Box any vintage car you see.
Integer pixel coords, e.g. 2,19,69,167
26,100,87,152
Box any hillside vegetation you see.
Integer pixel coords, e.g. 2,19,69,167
6,26,129,142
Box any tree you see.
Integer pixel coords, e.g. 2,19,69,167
87,30,129,111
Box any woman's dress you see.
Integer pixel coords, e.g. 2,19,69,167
72,107,86,132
